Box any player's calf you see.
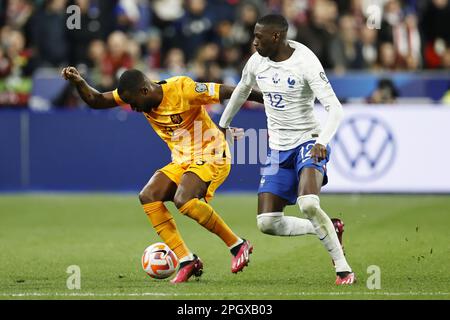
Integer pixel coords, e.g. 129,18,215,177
257,212,315,236
297,195,352,274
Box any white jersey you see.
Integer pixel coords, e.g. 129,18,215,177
240,40,338,150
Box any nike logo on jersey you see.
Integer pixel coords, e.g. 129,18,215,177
257,75,267,79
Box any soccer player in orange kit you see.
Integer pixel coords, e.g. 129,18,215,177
62,67,263,283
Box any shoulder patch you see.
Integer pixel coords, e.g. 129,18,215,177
195,83,207,93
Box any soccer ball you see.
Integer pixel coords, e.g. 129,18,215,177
141,242,179,279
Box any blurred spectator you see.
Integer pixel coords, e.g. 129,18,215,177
87,39,106,67
67,0,102,66
195,42,220,65
220,45,242,72
280,0,309,39
163,47,186,76
376,42,398,70
86,39,106,86
150,0,184,53
128,38,145,71
329,15,364,73
179,0,215,61
0,30,32,107
402,12,421,70
296,0,338,68
421,0,450,68
5,29,36,76
367,78,399,104
102,31,133,85
145,29,162,69
214,19,234,48
379,0,421,70
193,42,222,82
360,26,378,69
0,47,11,78
5,0,34,30
115,0,140,31
194,61,223,83
231,2,261,60
96,0,118,39
32,0,69,67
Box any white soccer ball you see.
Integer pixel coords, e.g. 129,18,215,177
141,242,179,279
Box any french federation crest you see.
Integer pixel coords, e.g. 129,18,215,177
287,77,296,88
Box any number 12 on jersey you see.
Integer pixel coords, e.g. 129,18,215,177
266,93,285,109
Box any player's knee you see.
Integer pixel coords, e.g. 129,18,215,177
139,186,163,204
256,214,280,235
298,195,320,218
173,190,194,210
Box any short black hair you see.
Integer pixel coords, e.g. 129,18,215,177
117,69,145,96
378,78,399,98
256,14,288,32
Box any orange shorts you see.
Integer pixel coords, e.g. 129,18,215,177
158,158,231,202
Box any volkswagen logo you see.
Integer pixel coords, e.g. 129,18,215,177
331,115,396,182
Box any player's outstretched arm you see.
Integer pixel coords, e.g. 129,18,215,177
61,67,117,109
219,85,263,104
218,82,255,130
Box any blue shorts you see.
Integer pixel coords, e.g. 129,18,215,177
257,140,330,205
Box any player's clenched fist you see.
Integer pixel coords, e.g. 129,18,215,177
61,66,83,84
311,143,327,163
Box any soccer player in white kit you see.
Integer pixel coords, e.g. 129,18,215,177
219,14,355,285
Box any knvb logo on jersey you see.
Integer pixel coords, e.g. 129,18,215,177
331,115,396,182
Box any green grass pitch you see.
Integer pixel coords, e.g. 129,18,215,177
0,193,449,300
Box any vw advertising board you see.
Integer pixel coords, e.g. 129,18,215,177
315,106,450,193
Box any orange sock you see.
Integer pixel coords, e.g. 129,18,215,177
142,201,191,260
179,198,240,247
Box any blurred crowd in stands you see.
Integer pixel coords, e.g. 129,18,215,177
0,0,449,107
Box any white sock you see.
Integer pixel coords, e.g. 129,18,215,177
257,212,316,236
179,253,195,263
297,195,351,273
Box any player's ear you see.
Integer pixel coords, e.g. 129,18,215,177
140,87,149,95
273,32,280,42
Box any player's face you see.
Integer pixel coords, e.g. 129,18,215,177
253,23,279,57
122,91,150,113
131,95,149,113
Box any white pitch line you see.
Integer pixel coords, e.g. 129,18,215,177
1,292,449,297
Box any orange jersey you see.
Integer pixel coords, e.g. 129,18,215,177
113,76,228,164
